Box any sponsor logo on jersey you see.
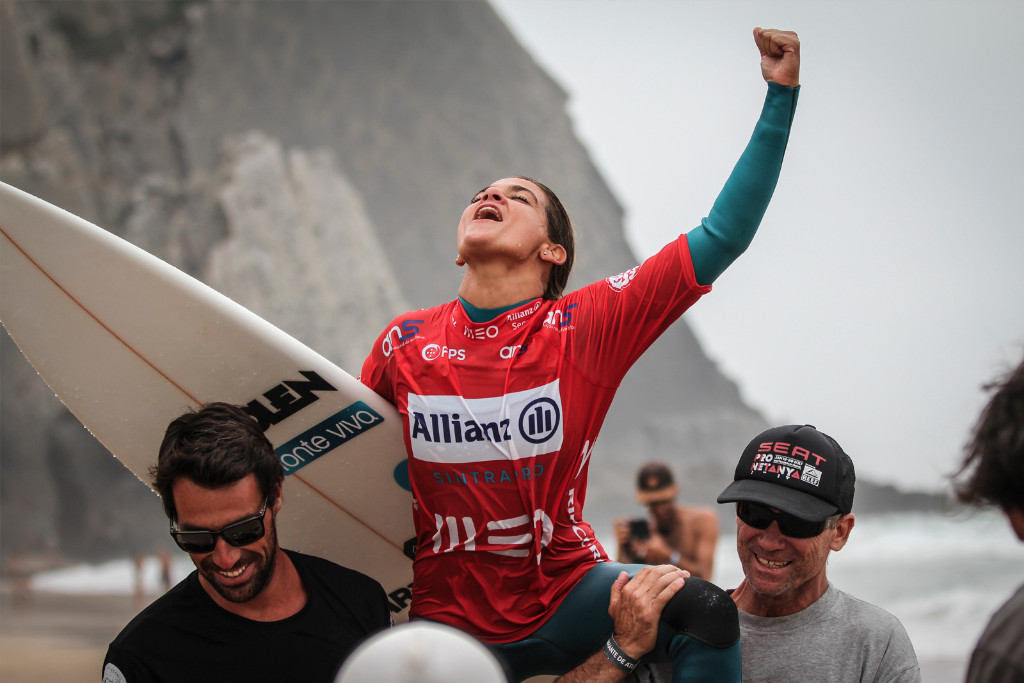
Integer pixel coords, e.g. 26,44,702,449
462,323,500,341
430,508,553,558
381,319,423,357
244,371,338,431
543,302,578,330
499,343,528,359
407,380,563,463
421,344,466,361
431,463,544,486
567,485,603,561
506,301,543,323
607,265,640,291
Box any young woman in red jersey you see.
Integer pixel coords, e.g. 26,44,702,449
361,27,801,683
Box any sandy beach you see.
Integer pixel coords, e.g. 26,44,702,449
0,585,145,683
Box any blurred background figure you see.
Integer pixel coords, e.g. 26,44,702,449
156,547,173,594
131,550,146,611
615,462,719,580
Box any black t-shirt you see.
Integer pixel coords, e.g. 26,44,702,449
103,549,391,682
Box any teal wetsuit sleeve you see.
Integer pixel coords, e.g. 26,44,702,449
686,82,800,285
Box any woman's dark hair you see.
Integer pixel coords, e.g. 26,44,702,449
517,176,575,300
953,357,1024,512
149,402,283,520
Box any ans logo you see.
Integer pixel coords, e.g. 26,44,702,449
245,371,338,431
544,302,578,329
382,319,423,357
499,344,528,359
607,265,640,292
422,344,466,361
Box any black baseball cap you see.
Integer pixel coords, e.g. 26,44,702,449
717,424,855,521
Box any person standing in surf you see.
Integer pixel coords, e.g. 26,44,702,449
360,27,800,682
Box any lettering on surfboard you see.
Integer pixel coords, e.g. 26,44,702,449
274,401,386,475
245,370,338,430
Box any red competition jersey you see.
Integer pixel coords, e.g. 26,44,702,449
360,235,710,642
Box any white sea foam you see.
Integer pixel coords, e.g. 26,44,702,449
29,554,194,595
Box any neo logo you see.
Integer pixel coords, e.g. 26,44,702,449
463,324,499,341
544,302,578,328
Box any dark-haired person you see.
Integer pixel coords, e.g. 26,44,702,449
102,403,391,683
359,28,800,682
953,355,1024,683
717,424,921,682
615,462,720,580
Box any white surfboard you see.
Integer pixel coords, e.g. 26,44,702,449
0,181,416,619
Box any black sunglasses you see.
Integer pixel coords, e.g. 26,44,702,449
736,501,833,539
170,495,270,554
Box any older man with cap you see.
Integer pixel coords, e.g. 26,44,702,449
717,424,921,683
615,463,719,580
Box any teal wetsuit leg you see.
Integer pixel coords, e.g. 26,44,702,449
492,562,740,683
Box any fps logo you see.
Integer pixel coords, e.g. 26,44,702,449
422,344,466,361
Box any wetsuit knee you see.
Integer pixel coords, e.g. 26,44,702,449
660,577,739,649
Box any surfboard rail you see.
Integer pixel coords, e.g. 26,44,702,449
0,181,415,619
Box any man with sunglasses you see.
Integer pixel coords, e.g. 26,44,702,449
102,403,392,683
717,424,921,683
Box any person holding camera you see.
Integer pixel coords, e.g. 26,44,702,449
615,462,720,580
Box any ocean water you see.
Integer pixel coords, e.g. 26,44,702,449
29,553,196,597
31,510,1024,679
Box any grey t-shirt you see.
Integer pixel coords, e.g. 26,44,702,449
736,583,921,683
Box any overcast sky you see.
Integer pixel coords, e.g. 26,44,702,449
491,0,1024,493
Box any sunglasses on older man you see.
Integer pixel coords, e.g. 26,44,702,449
169,495,270,554
736,501,837,539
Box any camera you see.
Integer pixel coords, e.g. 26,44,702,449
628,518,650,540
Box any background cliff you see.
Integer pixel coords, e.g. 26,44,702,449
0,0,942,567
